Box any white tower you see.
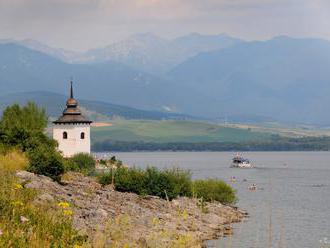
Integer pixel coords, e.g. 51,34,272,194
53,82,92,157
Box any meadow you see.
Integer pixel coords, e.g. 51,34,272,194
91,119,330,143
91,119,277,144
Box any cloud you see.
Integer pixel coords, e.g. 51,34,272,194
0,0,329,50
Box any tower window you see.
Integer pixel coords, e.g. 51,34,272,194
80,132,85,139
63,132,68,139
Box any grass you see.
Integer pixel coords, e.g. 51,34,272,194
91,119,276,144
92,214,201,248
0,150,87,248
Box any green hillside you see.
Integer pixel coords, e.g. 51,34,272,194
91,119,330,142
91,120,276,144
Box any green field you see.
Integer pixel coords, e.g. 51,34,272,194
91,119,279,143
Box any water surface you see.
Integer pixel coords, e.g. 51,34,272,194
95,151,330,248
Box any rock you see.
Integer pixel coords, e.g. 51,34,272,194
15,171,246,245
37,193,54,203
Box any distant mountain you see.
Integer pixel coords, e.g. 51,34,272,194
0,39,78,62
168,36,330,125
0,91,194,121
0,43,183,112
1,33,242,75
76,33,243,74
3,36,330,125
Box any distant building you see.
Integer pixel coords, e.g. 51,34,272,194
53,82,92,157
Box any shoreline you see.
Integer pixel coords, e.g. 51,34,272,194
17,171,248,246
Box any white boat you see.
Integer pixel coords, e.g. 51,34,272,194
231,155,253,168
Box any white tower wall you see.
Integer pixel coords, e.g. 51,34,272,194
53,123,91,157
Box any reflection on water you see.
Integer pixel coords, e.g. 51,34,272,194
94,151,330,248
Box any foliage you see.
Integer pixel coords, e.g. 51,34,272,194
0,102,66,181
163,168,192,198
98,166,192,200
26,145,65,182
99,167,237,203
101,167,147,195
0,151,86,247
192,179,237,205
65,153,96,175
0,102,48,149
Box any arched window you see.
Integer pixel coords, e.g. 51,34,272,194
63,131,68,139
80,132,85,139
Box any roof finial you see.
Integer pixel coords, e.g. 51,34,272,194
70,79,74,99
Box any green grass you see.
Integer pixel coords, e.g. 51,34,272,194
0,150,87,247
91,119,275,144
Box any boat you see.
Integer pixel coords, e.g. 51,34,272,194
248,184,257,191
231,154,253,168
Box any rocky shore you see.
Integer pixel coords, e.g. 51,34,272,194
16,171,247,247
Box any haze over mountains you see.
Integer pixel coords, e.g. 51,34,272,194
1,33,330,125
0,91,192,121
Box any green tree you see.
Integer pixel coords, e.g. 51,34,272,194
0,102,48,149
0,102,65,181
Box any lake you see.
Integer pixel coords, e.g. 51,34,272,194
95,152,330,248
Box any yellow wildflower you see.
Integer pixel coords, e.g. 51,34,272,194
123,244,130,248
58,202,70,209
152,217,159,226
14,184,23,189
11,200,23,206
73,245,82,248
182,209,188,220
63,210,73,216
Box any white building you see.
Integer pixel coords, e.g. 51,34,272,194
53,82,92,157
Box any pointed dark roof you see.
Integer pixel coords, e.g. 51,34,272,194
53,81,92,124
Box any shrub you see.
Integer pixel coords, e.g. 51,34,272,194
98,166,192,200
27,145,65,182
66,153,96,175
164,167,192,198
144,167,173,199
98,167,146,194
192,179,237,204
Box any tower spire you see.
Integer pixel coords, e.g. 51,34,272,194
70,80,73,99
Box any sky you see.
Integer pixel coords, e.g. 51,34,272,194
0,0,330,51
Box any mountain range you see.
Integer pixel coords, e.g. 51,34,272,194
0,91,193,121
1,33,330,125
1,33,242,75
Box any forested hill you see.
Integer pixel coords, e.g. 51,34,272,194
0,91,194,121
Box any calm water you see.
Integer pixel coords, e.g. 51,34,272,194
95,152,330,248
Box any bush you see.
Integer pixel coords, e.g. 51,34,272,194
192,179,237,204
144,167,173,199
66,153,96,175
98,166,192,200
27,145,65,182
164,168,192,198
